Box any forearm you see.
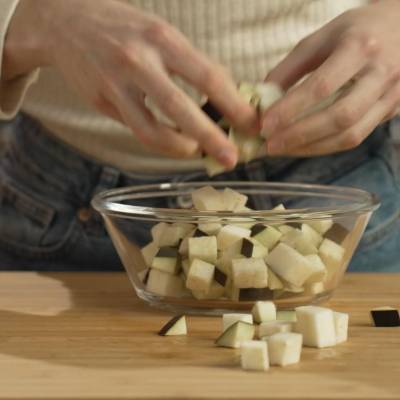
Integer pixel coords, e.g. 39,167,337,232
2,0,50,81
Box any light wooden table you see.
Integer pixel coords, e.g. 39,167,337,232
0,272,399,400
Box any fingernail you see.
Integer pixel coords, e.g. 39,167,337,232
217,148,237,168
267,140,285,155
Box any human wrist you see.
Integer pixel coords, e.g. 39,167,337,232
3,0,53,81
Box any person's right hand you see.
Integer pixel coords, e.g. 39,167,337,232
4,0,258,168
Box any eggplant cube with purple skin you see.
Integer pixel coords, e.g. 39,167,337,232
231,258,268,289
186,259,215,292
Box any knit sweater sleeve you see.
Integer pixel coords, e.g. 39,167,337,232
0,0,39,120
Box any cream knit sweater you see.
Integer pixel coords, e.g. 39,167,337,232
0,0,367,173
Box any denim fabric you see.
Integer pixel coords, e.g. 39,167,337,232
0,113,399,271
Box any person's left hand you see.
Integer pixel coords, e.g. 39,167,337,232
262,0,400,157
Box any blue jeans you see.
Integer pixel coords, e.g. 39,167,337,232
0,113,399,271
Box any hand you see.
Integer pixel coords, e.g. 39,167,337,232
4,0,258,168
262,0,400,157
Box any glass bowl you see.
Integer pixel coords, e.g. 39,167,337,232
92,181,379,315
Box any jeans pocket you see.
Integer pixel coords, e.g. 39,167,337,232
0,180,79,259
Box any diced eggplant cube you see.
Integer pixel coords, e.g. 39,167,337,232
319,238,345,279
214,268,228,286
191,281,225,300
370,307,400,327
308,219,334,234
158,315,187,336
301,224,323,247
223,188,248,211
267,332,302,366
334,311,349,343
191,186,225,211
251,225,282,250
324,223,349,244
151,247,180,275
295,306,336,348
198,222,221,235
201,100,223,123
146,269,185,297
304,281,325,295
222,313,253,331
203,156,226,177
188,236,217,264
255,82,283,114
231,258,268,289
192,229,209,238
216,321,255,349
141,242,159,267
281,229,318,256
186,259,215,292
240,340,269,371
277,311,297,322
259,321,294,338
252,301,277,323
268,269,284,290
266,243,314,287
240,238,268,259
305,254,327,283
217,225,251,250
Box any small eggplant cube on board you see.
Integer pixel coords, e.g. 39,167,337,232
267,333,303,367
240,340,270,371
146,269,186,297
191,186,225,211
259,321,294,338
141,242,159,267
266,243,314,287
158,315,187,336
307,219,334,234
250,224,282,250
252,301,277,323
216,321,255,349
186,259,215,292
304,254,327,283
319,238,345,278
370,307,400,327
223,188,248,211
188,236,218,264
151,247,180,275
241,238,268,259
231,258,268,289
295,306,337,348
334,312,349,344
277,311,297,322
222,313,253,331
216,225,251,250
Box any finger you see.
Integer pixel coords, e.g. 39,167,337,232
266,66,390,154
263,33,375,135
133,64,239,168
159,30,259,134
265,28,333,91
109,87,200,158
94,95,124,123
283,82,400,157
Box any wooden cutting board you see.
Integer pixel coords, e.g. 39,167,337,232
0,272,399,399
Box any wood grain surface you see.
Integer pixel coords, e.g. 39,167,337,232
0,272,399,400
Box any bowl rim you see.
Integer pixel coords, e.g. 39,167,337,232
91,181,380,223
